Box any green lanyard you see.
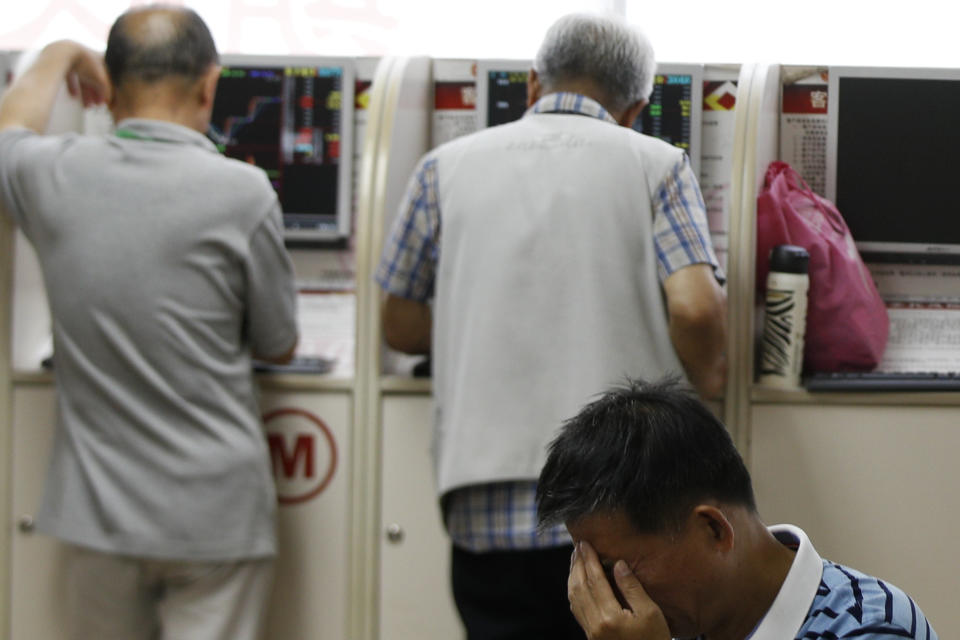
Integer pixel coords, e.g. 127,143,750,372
114,128,169,143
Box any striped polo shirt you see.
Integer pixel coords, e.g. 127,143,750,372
748,525,937,640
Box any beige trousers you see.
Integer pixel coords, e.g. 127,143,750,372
65,545,275,640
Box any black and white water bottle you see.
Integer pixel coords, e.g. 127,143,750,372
759,245,810,388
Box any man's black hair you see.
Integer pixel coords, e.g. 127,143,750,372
105,4,219,87
536,376,756,534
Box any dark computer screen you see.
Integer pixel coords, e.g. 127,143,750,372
209,64,344,238
486,70,529,127
633,73,693,154
834,76,960,258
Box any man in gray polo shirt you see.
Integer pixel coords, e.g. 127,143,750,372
0,6,297,639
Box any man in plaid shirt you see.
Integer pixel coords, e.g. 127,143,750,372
376,13,726,639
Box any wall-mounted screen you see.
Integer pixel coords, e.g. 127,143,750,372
475,59,702,176
633,64,703,177
211,55,354,244
475,59,530,128
827,66,960,262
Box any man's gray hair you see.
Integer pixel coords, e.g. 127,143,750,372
533,13,656,113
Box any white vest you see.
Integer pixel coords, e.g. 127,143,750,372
432,112,688,495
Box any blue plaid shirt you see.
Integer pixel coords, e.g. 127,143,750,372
377,93,721,552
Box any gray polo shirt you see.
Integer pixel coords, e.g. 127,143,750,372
0,118,297,560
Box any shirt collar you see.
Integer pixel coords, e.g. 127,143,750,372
526,92,619,125
746,524,824,640
113,118,218,153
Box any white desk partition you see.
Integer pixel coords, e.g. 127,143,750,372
351,55,456,640
722,62,780,450
701,64,740,273
0,50,15,640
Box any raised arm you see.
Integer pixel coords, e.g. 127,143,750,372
0,40,109,133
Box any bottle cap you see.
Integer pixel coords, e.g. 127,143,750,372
769,244,809,274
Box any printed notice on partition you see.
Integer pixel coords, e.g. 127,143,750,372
701,80,738,273
432,59,479,147
433,81,478,147
781,78,828,196
352,78,372,217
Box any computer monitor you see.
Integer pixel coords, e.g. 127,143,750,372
210,55,354,244
826,66,960,262
475,59,531,128
475,60,702,175
634,64,703,177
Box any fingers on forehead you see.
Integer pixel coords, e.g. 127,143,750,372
576,542,626,615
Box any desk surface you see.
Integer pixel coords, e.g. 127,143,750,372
12,370,356,393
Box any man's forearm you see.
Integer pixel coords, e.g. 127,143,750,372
664,264,728,400
382,294,432,355
670,309,728,400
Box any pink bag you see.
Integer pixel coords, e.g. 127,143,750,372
756,161,889,372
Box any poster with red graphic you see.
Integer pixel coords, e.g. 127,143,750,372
431,60,478,148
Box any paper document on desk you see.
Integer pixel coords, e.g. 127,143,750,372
295,290,356,377
876,303,960,373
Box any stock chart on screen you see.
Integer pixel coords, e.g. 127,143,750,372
209,63,348,240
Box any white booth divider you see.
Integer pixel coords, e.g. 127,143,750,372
0,49,16,640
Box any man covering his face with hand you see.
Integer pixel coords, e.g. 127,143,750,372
537,378,937,640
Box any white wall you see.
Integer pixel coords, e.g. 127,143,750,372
0,1,614,57
629,0,960,67
4,0,960,65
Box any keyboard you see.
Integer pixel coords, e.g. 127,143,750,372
253,355,335,374
804,371,960,391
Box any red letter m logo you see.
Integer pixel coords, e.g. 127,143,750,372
268,433,315,479
263,408,337,504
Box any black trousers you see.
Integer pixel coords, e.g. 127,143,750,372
451,544,585,640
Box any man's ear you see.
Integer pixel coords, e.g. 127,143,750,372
692,504,735,553
104,79,116,109
617,99,647,128
526,68,542,108
199,64,221,107
106,80,119,119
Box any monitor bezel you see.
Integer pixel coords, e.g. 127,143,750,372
826,65,960,259
216,54,355,244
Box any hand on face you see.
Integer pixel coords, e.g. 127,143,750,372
568,541,671,640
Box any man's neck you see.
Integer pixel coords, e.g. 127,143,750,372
110,82,206,133
706,521,796,640
112,104,204,132
543,80,620,117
